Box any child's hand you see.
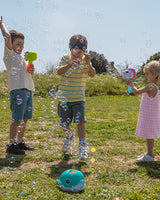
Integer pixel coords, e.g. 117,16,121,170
85,53,91,65
125,79,133,85
71,59,81,66
28,64,35,74
0,16,10,38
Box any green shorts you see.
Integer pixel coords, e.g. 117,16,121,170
10,88,33,122
58,101,86,127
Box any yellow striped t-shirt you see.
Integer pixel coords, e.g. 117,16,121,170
56,54,89,102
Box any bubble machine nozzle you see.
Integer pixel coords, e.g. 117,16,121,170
24,51,37,73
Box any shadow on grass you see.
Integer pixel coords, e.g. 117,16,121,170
0,154,26,169
48,153,90,180
128,161,160,179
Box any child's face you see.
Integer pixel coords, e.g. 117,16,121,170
144,69,157,83
71,48,85,60
12,38,24,54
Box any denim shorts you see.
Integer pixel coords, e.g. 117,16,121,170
10,88,33,122
58,101,86,127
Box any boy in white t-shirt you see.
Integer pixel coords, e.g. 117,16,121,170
0,16,35,155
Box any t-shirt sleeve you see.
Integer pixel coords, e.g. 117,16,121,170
56,55,70,70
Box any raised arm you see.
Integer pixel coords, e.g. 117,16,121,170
0,16,12,50
85,53,95,78
126,80,158,97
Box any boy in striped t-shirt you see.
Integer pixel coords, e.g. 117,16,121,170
56,34,95,160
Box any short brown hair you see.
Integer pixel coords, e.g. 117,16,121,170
69,34,87,51
9,30,24,43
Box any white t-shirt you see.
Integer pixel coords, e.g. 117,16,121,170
3,46,35,92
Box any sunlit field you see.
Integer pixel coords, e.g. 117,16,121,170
0,95,160,200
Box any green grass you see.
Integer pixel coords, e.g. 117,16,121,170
0,95,160,200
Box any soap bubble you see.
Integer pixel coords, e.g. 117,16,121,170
49,88,57,97
27,106,32,112
66,117,71,124
11,67,18,76
9,156,15,164
16,95,23,105
26,91,30,98
95,10,103,20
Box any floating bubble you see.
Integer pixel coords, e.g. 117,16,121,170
82,46,86,51
26,91,30,98
27,106,32,112
62,104,68,111
16,0,23,6
95,10,103,20
11,67,18,76
76,112,81,117
75,116,80,125
66,118,71,124
49,88,57,97
16,95,23,105
74,45,79,50
60,122,67,128
50,101,56,109
9,156,15,164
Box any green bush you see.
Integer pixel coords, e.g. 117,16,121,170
0,71,127,98
33,73,60,96
86,74,127,96
0,70,9,98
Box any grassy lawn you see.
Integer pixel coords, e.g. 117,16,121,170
0,95,160,200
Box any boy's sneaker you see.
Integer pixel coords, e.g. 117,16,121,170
79,143,88,160
6,143,25,155
137,153,154,162
62,139,71,153
18,141,34,151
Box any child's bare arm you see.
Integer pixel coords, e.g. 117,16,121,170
57,59,80,75
85,53,95,78
0,16,12,50
126,80,157,97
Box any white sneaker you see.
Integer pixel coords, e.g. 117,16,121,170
137,153,146,159
62,139,71,153
79,144,88,160
137,153,154,162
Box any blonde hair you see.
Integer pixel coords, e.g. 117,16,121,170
144,60,160,84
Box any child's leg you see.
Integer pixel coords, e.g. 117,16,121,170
62,125,74,139
17,119,27,143
10,120,21,143
77,121,88,159
77,121,85,141
147,139,154,157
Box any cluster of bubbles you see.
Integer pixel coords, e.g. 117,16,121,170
17,121,25,135
14,92,32,114
16,95,23,105
83,9,104,21
35,0,58,13
48,82,98,163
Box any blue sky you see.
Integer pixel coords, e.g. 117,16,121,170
0,0,160,73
